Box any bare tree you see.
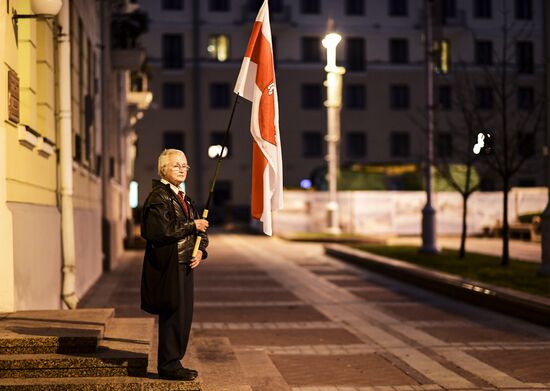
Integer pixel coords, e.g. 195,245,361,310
446,3,545,266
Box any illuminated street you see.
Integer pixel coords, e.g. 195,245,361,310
80,233,550,391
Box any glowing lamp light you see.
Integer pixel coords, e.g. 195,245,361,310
129,181,139,208
322,32,342,71
300,179,312,189
208,145,228,159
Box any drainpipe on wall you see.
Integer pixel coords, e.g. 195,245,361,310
58,0,78,309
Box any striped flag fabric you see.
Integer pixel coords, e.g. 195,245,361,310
234,0,283,236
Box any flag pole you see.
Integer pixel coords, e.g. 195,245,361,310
192,93,241,257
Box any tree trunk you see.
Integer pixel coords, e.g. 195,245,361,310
459,193,468,259
501,182,510,266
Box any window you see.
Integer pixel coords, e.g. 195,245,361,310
162,34,183,69
438,85,452,110
435,39,450,74
389,0,408,16
347,132,367,158
208,34,230,62
442,0,456,20
345,84,366,109
515,0,532,19
163,131,185,150
301,0,320,14
249,0,282,13
210,131,232,157
473,0,492,18
163,83,184,108
390,132,410,157
390,84,410,110
302,131,324,157
209,0,230,11
162,0,183,10
213,180,232,204
436,133,453,158
517,87,534,110
210,83,230,108
345,0,364,15
390,39,409,64
346,37,365,71
301,37,321,63
516,41,534,74
301,84,323,109
518,133,535,157
475,40,493,66
475,86,493,109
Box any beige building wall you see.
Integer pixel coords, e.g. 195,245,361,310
135,0,546,221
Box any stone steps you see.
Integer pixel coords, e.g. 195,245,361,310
0,308,201,389
0,309,114,355
0,376,201,390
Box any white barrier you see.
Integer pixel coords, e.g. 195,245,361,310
272,188,548,237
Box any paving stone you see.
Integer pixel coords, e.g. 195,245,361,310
194,305,329,323
468,349,550,383
195,290,299,303
270,354,419,387
377,303,470,322
419,325,540,343
192,328,362,346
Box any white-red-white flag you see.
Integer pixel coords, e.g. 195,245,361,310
234,0,283,236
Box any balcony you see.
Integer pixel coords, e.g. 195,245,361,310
112,48,145,71
126,71,152,110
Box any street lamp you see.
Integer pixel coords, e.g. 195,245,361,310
322,31,345,234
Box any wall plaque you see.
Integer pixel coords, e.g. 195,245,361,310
8,69,19,124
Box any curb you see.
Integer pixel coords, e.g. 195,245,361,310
324,244,550,328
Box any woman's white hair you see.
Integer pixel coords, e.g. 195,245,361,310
157,149,186,178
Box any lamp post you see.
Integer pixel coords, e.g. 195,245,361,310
322,32,345,234
420,0,439,253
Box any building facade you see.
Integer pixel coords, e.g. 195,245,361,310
0,0,151,312
134,0,546,222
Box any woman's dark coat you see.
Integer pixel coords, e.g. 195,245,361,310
140,180,208,315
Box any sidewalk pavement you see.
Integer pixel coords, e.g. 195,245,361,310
385,236,541,263
80,233,550,391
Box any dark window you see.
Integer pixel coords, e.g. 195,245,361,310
213,180,232,204
249,0,282,13
390,132,410,157
473,0,492,18
162,0,183,10
517,178,536,187
209,0,230,11
475,40,493,65
346,37,365,71
516,41,534,74
301,84,323,109
163,83,184,108
389,0,408,16
390,38,409,64
517,86,534,110
475,86,493,109
515,0,532,19
345,84,366,109
390,84,410,109
436,133,453,158
162,34,183,69
301,0,320,14
518,133,535,157
163,131,184,150
301,37,321,62
345,0,364,15
210,83,230,108
302,131,324,158
347,132,367,158
438,85,452,110
442,0,456,19
210,131,232,158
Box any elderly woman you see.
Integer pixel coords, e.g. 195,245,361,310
140,149,209,381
